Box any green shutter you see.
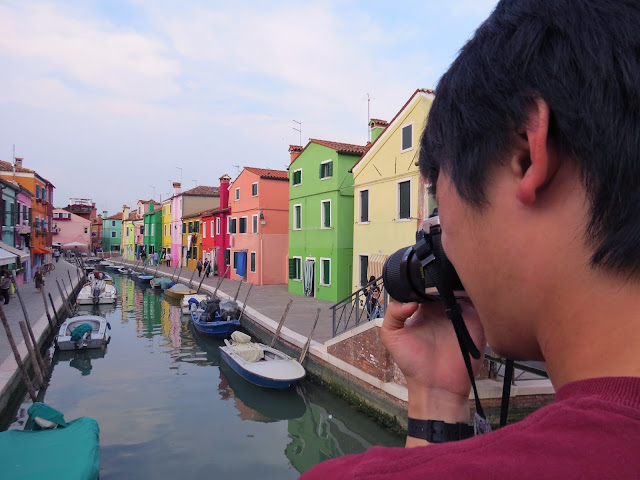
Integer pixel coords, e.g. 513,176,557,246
288,258,295,278
323,260,330,285
328,161,333,177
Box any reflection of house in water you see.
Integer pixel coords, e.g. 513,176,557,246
158,303,182,353
119,279,135,324
140,290,161,337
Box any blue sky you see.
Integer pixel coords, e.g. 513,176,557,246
0,0,498,215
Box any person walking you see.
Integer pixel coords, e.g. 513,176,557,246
34,267,44,294
53,249,60,263
0,270,11,305
205,260,212,278
196,259,203,277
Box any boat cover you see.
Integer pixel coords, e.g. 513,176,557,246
229,331,264,362
0,404,100,480
70,323,93,342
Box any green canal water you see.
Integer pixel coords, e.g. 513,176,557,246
6,273,402,478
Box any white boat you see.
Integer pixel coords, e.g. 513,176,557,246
117,267,133,275
76,279,117,305
55,315,111,350
219,332,306,389
181,294,210,314
87,271,113,283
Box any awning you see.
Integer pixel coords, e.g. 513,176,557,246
368,254,388,281
0,242,30,263
33,247,52,255
0,248,18,266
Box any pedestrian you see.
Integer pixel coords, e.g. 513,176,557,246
34,267,44,293
153,251,158,266
205,260,212,278
0,270,11,305
53,249,60,263
196,259,203,277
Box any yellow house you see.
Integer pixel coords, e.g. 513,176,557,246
161,198,172,264
351,89,437,290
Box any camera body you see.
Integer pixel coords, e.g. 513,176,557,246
382,214,465,303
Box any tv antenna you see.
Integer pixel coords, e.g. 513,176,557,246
367,93,375,141
293,120,302,146
232,164,241,176
176,167,183,184
149,185,156,200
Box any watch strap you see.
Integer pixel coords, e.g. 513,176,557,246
407,418,474,443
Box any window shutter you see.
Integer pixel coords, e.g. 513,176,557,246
328,161,333,177
319,163,323,178
28,207,32,223
288,258,296,279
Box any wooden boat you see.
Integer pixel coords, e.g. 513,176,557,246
150,276,173,289
181,294,210,314
164,283,197,299
55,315,111,351
0,402,100,480
191,309,240,339
219,331,305,389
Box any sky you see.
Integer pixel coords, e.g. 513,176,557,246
0,0,498,216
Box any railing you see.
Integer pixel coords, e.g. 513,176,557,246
330,276,388,337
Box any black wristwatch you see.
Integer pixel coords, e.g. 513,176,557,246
407,418,474,443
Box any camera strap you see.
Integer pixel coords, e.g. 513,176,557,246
424,231,491,435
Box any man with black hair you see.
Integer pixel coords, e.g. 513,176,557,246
302,1,640,478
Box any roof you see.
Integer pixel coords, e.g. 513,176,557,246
201,207,230,217
243,167,289,181
351,88,435,173
0,160,55,187
181,185,220,197
106,213,124,220
289,138,369,168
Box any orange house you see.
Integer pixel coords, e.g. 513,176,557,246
228,167,289,285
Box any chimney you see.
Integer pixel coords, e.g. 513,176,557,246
14,157,23,168
289,145,303,164
219,174,231,209
173,182,181,197
122,204,130,222
369,118,388,143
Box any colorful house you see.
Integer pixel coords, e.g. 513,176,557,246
0,178,31,281
1,178,19,246
200,174,231,277
228,167,289,285
121,205,137,261
102,211,123,253
143,205,162,262
53,208,91,252
287,139,368,302
181,211,202,270
161,198,172,264
351,89,437,289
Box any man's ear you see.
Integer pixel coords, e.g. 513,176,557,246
515,98,558,205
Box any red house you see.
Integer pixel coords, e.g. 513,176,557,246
201,174,232,278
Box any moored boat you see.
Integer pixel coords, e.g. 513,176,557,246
181,294,210,314
164,283,197,299
76,280,117,305
191,309,240,339
150,276,173,289
136,274,154,282
55,315,111,350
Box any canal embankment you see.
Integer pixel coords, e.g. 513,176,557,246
0,259,84,418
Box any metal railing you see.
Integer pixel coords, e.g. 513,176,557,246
330,276,388,337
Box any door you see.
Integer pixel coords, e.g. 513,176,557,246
303,259,315,297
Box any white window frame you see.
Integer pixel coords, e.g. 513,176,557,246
111,231,117,238
250,251,256,273
239,216,248,234
401,122,414,152
216,217,220,235
235,187,240,201
358,188,370,224
292,168,302,186
396,177,413,221
210,220,214,237
202,223,206,238
252,214,258,234
293,204,302,230
320,160,333,180
292,256,302,281
359,253,369,287
320,257,331,286
251,182,258,197
320,199,331,229
227,217,232,234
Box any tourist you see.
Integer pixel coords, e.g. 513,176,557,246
53,249,60,263
369,287,383,319
364,275,376,318
34,267,44,294
301,1,640,478
0,270,11,305
153,251,158,266
203,259,211,278
196,259,203,277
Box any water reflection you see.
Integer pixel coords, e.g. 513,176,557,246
52,348,107,376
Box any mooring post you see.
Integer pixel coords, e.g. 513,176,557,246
41,289,54,331
67,271,74,291
49,292,59,325
189,267,196,288
56,279,73,317
172,265,179,282
19,321,45,387
299,308,321,364
233,278,243,302
271,299,293,347
213,265,231,298
237,283,253,323
196,271,206,294
0,305,37,402
61,277,70,300
11,274,47,376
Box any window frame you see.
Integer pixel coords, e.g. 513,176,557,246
252,214,258,234
358,188,370,224
251,182,258,197
216,217,220,235
397,178,412,221
293,204,302,230
239,216,248,234
235,187,240,201
320,199,331,229
250,251,256,273
292,169,302,186
401,122,414,152
111,231,117,238
319,160,333,180
320,257,331,286
292,256,302,281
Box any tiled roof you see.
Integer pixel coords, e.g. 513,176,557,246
243,167,289,181
309,139,369,156
369,118,389,127
0,160,55,186
182,185,220,197
107,213,124,220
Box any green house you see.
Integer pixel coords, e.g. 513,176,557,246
102,211,122,253
287,139,368,303
143,207,162,261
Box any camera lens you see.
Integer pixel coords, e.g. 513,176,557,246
382,247,431,303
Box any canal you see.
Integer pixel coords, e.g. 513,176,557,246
4,272,403,478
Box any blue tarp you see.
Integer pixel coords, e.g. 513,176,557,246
236,251,247,277
70,323,93,342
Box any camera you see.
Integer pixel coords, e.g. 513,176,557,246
382,211,465,303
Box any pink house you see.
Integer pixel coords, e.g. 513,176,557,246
228,167,289,285
53,208,91,252
201,174,232,278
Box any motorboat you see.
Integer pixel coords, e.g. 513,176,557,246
76,279,117,305
136,273,154,282
164,283,197,299
87,271,113,284
150,276,173,289
181,294,210,314
117,267,133,275
219,331,305,389
191,308,240,339
55,315,111,350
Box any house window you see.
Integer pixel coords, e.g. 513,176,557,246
235,188,240,201
252,183,258,196
210,221,214,237
288,257,302,280
203,224,206,239
224,249,230,265
398,180,411,220
111,231,116,238
36,185,41,198
84,227,88,234
321,200,331,229
359,255,369,287
53,212,59,218
239,217,247,234
228,218,237,234
233,251,238,267
164,225,167,236
112,220,116,227
182,223,186,234
188,222,193,233
292,169,302,186
320,258,331,286
216,218,220,235
250,252,256,273
319,160,333,179
401,123,413,151
293,204,302,230
359,189,369,223
252,215,258,234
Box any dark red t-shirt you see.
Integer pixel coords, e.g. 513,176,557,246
300,377,640,479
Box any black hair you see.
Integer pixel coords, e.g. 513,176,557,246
421,0,640,277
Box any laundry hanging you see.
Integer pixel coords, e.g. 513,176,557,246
303,260,315,297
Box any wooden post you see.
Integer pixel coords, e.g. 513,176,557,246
19,321,45,387
270,299,293,347
172,265,179,282
56,279,72,317
189,267,196,288
41,290,54,330
213,265,231,298
237,284,253,323
233,278,243,302
0,305,37,401
299,308,321,364
196,270,206,294
177,267,182,283
11,274,47,376
61,277,70,300
154,261,161,278
67,271,74,291
49,292,59,325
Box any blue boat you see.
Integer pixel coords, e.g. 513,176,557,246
191,310,240,339
136,274,154,282
219,332,306,389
